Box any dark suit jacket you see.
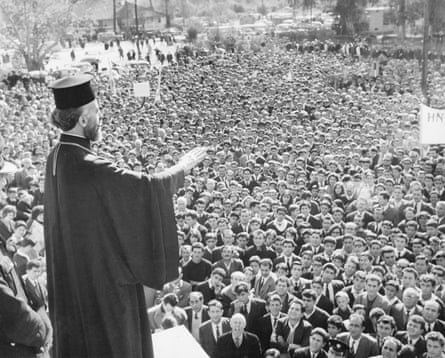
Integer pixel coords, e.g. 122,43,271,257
274,254,299,272
276,318,312,353
195,280,224,305
345,210,374,227
0,276,47,358
394,331,426,358
199,318,231,358
185,306,210,331
337,332,379,358
213,259,244,285
214,331,262,358
425,319,445,336
305,307,330,330
229,298,267,336
293,346,328,358
316,294,334,315
389,303,423,331
257,312,287,352
253,275,276,300
23,277,46,311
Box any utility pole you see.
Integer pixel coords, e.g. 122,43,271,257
421,0,431,105
134,0,141,59
113,0,117,34
165,0,171,28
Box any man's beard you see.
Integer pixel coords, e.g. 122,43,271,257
85,123,102,142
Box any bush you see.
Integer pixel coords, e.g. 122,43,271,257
186,27,199,42
233,4,245,13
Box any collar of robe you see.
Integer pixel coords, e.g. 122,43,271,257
60,133,92,150
53,134,93,176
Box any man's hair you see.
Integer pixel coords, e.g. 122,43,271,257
259,258,273,269
51,106,85,131
425,331,445,347
302,289,316,301
408,314,425,330
234,282,250,295
26,260,40,271
403,267,419,279
268,294,282,305
327,315,344,329
311,327,329,342
377,315,396,330
208,299,223,310
162,293,178,306
211,267,226,278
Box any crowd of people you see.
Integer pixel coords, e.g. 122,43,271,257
2,32,445,358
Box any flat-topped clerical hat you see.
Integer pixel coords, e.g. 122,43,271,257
49,74,95,110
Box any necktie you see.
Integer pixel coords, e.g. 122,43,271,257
350,340,356,355
216,325,220,339
258,277,264,291
241,303,247,315
194,312,198,320
273,318,277,330
235,337,241,348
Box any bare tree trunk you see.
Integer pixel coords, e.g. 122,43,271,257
400,0,406,40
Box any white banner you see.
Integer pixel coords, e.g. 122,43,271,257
420,104,445,144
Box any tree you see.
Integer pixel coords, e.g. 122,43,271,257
0,0,74,70
186,26,198,42
334,0,368,35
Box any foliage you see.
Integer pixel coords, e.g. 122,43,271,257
302,0,316,12
0,0,74,70
257,5,267,16
333,0,368,35
232,4,245,13
186,26,199,42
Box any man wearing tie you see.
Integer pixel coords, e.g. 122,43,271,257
273,239,298,273
321,263,344,309
293,327,329,358
257,294,287,353
185,292,209,341
254,258,276,300
199,300,231,358
395,315,427,358
214,313,261,358
337,313,379,358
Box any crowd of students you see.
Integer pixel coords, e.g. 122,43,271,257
1,34,445,358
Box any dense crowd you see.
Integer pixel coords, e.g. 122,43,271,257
2,34,445,358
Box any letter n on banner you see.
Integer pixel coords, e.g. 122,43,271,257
420,104,445,144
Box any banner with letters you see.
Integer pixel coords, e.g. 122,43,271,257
420,104,445,144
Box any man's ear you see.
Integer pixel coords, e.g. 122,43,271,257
78,113,88,128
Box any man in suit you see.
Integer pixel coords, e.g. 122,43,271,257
185,291,210,341
289,261,311,299
422,299,445,336
214,313,262,358
23,260,47,311
229,281,267,336
354,274,390,316
212,245,244,285
199,299,231,358
394,315,427,358
390,287,423,331
195,267,226,304
302,289,330,330
274,239,298,272
253,258,276,300
424,331,445,358
293,327,329,358
257,294,287,353
321,263,344,309
337,313,379,358
269,276,296,313
275,299,312,355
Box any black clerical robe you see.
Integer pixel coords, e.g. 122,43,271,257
44,134,183,358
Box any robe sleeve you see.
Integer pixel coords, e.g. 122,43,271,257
0,277,47,349
88,155,184,289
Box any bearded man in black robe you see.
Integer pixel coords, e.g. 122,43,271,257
44,74,207,358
